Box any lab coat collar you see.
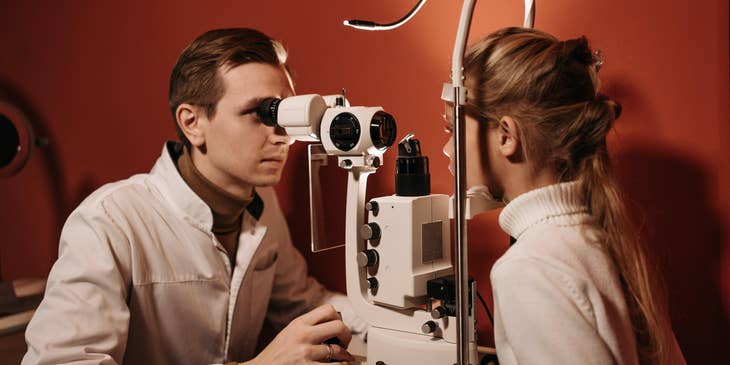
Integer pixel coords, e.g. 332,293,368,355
149,142,265,234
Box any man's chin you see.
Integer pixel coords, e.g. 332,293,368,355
250,173,283,188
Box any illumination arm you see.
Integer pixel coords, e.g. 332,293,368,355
343,0,427,31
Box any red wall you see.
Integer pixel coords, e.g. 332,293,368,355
0,0,727,362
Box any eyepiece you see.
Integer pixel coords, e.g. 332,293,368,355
256,97,281,127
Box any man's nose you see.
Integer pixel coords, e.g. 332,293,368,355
269,125,294,145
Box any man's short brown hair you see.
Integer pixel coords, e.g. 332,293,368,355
169,28,290,148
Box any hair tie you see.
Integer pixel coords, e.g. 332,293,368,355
593,50,604,72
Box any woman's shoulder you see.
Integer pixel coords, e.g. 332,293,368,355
495,222,616,285
491,221,625,310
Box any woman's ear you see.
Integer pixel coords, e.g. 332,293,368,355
498,116,521,160
175,104,206,148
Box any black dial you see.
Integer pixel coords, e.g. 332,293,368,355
329,112,361,151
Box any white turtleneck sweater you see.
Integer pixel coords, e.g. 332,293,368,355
492,182,640,364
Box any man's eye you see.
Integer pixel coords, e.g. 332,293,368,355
239,106,258,117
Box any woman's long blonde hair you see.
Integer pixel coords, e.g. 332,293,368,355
464,27,672,364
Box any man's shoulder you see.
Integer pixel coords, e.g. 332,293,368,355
58,173,163,254
74,172,157,217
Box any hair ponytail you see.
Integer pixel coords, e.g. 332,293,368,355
577,100,670,365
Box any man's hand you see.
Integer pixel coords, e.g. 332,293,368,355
246,304,355,364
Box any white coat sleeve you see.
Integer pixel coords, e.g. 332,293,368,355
490,257,615,365
22,203,132,365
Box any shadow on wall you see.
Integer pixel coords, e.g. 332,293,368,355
614,145,729,363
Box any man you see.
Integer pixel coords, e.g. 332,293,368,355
23,28,362,364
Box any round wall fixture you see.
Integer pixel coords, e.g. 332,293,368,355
0,100,34,178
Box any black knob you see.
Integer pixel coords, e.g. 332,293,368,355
360,223,381,240
366,277,379,289
421,320,438,334
357,249,379,268
365,200,379,216
339,159,353,169
431,306,448,319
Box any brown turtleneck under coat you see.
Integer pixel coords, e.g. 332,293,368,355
176,147,251,269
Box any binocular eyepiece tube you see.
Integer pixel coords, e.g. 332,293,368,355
252,94,398,155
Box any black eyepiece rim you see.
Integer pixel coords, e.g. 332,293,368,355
256,97,281,127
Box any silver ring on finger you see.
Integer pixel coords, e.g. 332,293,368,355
324,343,333,362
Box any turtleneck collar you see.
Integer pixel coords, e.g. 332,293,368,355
176,146,252,234
498,181,589,240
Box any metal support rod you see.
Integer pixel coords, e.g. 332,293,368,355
453,88,470,365
453,1,476,362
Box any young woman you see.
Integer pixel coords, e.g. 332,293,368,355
442,27,686,365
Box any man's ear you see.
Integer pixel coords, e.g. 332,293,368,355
175,103,206,147
498,116,521,160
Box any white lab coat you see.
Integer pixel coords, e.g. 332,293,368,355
22,142,352,364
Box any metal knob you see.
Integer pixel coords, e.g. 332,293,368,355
360,222,381,240
357,249,379,268
366,155,381,168
431,306,448,319
366,277,379,290
365,200,379,216
421,320,437,334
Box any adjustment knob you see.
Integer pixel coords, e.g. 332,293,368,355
360,223,381,240
366,277,379,290
357,249,379,268
421,320,438,334
339,159,353,169
431,306,448,319
365,200,379,216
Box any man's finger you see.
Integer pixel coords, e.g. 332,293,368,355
309,319,352,347
313,343,354,363
298,303,340,326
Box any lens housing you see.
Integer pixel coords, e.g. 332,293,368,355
329,112,361,151
370,111,397,150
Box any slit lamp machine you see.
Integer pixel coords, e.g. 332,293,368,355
255,1,536,364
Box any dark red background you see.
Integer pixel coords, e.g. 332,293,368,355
0,1,727,362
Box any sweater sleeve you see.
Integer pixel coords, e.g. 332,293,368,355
490,256,615,365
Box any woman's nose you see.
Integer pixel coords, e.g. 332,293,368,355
442,137,453,158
